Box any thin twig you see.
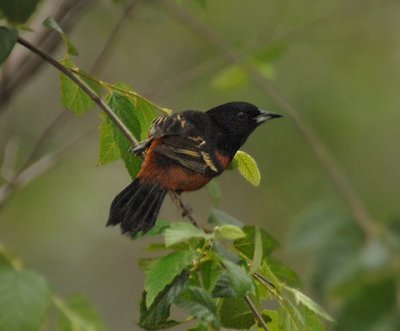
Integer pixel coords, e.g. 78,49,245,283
160,0,380,239
244,295,270,331
170,191,198,227
253,272,275,289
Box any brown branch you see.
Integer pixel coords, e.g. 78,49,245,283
244,295,270,331
160,0,380,239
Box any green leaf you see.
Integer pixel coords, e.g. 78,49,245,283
0,0,40,23
208,208,243,227
212,240,241,264
139,273,187,330
145,250,197,308
212,65,248,90
219,297,255,329
135,98,158,140
106,92,142,179
0,267,50,331
138,258,157,273
174,286,219,328
0,27,18,65
234,226,279,260
98,113,121,165
258,260,282,290
133,219,170,239
283,285,334,322
212,272,236,298
164,222,209,247
268,257,301,288
215,224,246,240
187,323,208,331
43,17,78,56
199,260,222,292
206,180,220,206
60,58,94,115
249,226,263,274
299,306,325,331
108,83,159,140
56,295,106,331
231,151,261,186
222,259,253,297
262,310,284,331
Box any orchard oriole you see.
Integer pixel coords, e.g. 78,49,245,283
107,101,282,235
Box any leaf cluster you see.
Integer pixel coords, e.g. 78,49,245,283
135,212,333,331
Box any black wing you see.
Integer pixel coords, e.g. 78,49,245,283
149,112,223,174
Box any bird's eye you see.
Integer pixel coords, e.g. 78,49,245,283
237,112,247,120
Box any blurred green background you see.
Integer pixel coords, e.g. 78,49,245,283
1,0,399,330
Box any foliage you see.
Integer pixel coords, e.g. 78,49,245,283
0,0,41,24
0,248,106,331
134,219,333,330
0,27,18,65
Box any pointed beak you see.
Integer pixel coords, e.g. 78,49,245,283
256,109,283,124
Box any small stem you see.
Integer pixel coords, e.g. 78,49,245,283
244,295,270,331
253,272,275,289
253,273,303,331
170,191,198,227
69,67,169,114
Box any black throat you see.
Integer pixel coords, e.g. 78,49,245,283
213,125,251,158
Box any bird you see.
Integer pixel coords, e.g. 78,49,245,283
107,101,282,235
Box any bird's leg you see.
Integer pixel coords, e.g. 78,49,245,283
130,139,151,155
169,191,197,227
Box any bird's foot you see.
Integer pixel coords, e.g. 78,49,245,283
130,139,151,156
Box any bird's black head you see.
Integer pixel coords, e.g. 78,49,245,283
206,101,282,155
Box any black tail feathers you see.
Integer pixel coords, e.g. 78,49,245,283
107,179,167,235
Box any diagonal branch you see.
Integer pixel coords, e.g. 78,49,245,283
244,295,270,331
